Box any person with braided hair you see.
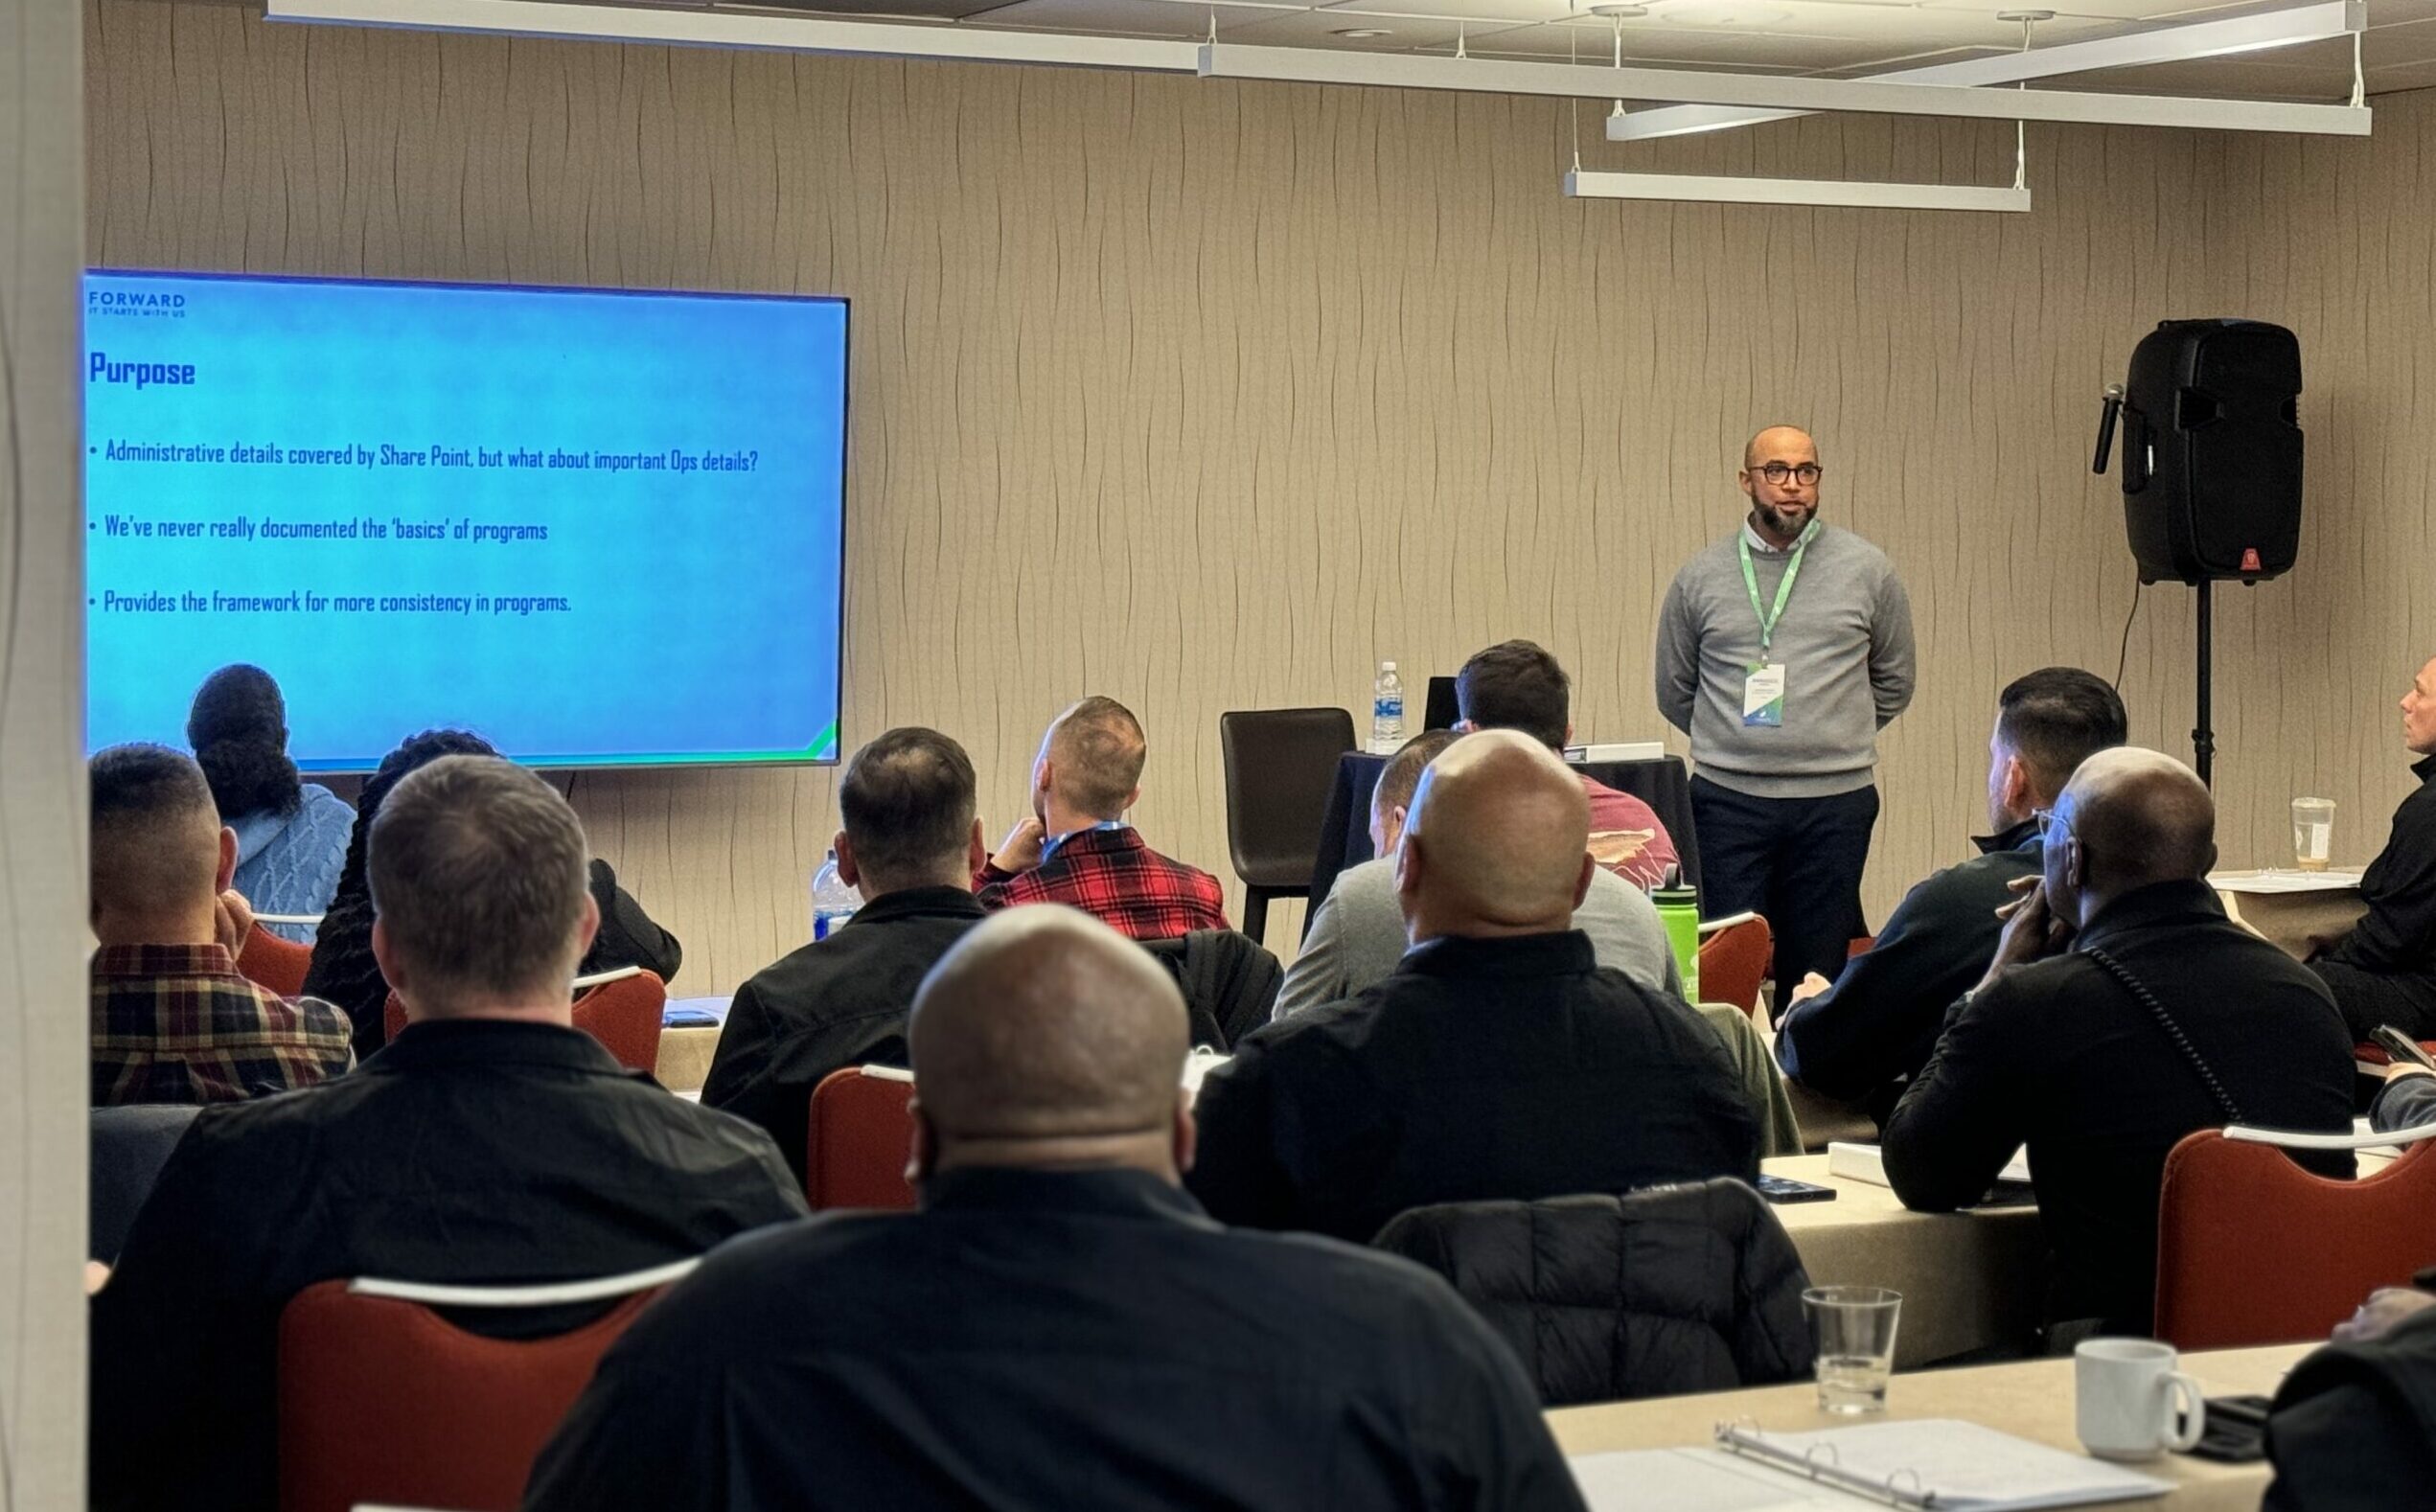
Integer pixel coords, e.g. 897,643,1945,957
185,664,354,941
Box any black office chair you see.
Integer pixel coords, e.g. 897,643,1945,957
91,1103,203,1261
1218,707,1357,946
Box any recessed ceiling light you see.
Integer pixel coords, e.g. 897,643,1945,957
1589,4,1648,15
1332,27,1392,36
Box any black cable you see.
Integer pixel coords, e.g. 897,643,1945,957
2112,580,2143,692
2085,946,2245,1123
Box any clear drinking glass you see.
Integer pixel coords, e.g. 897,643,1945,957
1804,1286,1902,1414
2291,797,2336,872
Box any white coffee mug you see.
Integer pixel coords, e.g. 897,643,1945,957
2075,1339,2205,1460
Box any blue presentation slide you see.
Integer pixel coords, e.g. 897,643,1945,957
84,271,847,768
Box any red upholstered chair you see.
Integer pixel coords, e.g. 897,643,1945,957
1696,915,1774,1021
2351,1039,2436,1072
804,1065,919,1210
238,921,314,999
380,969,665,1074
569,968,666,1073
2154,1121,2436,1352
1847,935,1876,960
276,1258,696,1512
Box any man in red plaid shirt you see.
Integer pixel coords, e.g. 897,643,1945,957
977,697,1229,942
88,745,353,1106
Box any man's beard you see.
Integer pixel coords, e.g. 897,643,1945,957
1755,499,1814,538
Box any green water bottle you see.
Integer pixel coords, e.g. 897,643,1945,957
1652,866,1701,1002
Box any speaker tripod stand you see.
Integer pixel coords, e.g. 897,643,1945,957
2193,579,2215,788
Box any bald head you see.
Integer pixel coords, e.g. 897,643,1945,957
1040,696,1147,822
2046,746,2217,926
908,906,1191,1180
1743,425,1817,472
1396,729,1596,943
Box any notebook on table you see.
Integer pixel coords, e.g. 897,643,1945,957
1570,1420,2172,1511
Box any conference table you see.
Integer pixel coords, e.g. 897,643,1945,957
656,997,731,1091
1307,751,1702,938
2210,867,2368,961
1758,1153,2046,1367
1550,1342,2306,1511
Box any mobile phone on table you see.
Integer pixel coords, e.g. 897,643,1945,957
1755,1174,1836,1204
2186,1394,2271,1463
2370,1026,2436,1070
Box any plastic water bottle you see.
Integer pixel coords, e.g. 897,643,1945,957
809,849,862,942
1652,867,1701,1002
1369,660,1406,755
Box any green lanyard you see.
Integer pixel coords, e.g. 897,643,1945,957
1737,518,1820,661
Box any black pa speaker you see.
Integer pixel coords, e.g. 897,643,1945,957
2099,319,2303,584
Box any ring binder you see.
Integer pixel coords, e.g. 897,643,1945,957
1712,1423,1939,1508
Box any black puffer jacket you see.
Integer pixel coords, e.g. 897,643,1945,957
1138,930,1282,1049
1372,1179,1814,1408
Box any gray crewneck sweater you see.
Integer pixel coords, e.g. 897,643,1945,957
1654,521,1915,799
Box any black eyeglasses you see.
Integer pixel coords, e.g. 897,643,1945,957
1758,463,1823,486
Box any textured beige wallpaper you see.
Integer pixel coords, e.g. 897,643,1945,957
84,0,2436,994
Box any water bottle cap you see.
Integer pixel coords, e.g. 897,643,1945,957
1381,660,1397,672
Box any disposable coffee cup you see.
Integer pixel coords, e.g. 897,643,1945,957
2292,797,2336,872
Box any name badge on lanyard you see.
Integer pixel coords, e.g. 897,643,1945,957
1739,520,1817,729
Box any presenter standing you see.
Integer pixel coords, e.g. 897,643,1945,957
1655,425,1916,1017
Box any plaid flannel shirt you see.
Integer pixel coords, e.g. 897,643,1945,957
91,943,355,1107
976,825,1230,942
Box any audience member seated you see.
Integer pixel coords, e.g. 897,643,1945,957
2310,653,2436,1040
2264,1288,2436,1509
88,755,805,1512
305,728,683,1061
975,696,1229,940
1278,729,1799,1153
88,744,351,1107
1881,747,2356,1341
704,727,990,1180
526,906,1585,1512
1777,667,2126,1123
1279,728,1680,1016
2370,1055,2436,1132
187,663,356,942
1455,638,1680,888
1189,730,1758,1243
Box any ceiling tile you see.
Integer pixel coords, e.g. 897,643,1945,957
1210,7,1479,45
1456,17,1944,68
777,0,2436,90
968,0,1276,34
2365,15,2436,65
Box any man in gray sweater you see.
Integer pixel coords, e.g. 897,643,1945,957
1656,425,1916,1016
